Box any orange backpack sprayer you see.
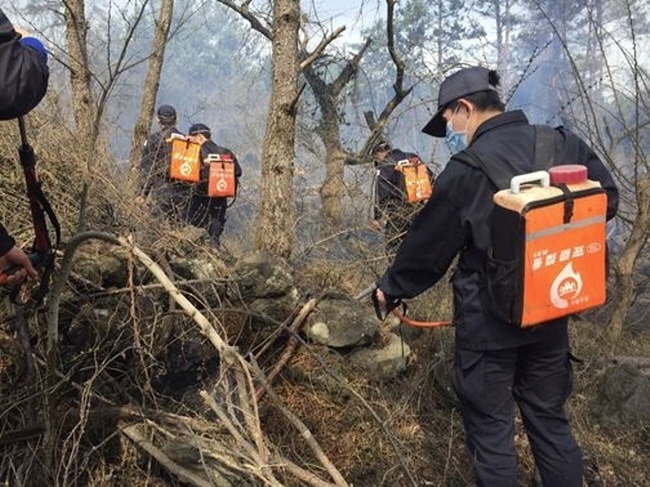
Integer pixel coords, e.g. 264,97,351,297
206,153,237,198
394,156,433,204
489,165,607,327
456,126,609,327
169,134,201,182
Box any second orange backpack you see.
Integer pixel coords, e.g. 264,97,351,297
394,156,433,204
207,153,236,198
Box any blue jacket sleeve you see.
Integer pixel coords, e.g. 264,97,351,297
0,8,49,120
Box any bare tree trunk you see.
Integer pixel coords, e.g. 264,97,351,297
608,176,650,349
128,0,175,176
254,0,300,258
64,0,95,146
318,121,345,226
64,0,99,232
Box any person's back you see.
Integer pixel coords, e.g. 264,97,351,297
0,9,48,121
139,105,186,219
373,142,431,252
185,124,242,247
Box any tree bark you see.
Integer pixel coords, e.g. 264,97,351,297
608,175,650,350
64,0,95,146
254,0,300,258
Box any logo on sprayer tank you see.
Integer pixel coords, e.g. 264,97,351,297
550,262,583,309
216,178,228,192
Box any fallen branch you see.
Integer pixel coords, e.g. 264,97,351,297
120,423,228,487
255,297,320,402
117,235,238,361
200,390,283,487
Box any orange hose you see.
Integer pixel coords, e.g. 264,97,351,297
391,309,452,328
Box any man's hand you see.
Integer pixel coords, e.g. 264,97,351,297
374,288,387,307
0,246,38,285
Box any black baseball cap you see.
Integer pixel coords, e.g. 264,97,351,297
422,66,498,138
157,104,176,119
188,123,211,136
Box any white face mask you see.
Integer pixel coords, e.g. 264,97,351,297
445,106,471,154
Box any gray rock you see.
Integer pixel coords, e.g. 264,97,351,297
595,360,650,424
232,252,295,302
348,333,411,381
305,299,377,348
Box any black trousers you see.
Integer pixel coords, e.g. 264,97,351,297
452,341,583,487
185,196,226,247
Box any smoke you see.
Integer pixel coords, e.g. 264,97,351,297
508,38,569,127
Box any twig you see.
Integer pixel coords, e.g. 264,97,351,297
253,304,304,359
278,457,340,487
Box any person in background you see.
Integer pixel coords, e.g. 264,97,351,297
372,140,432,253
186,123,242,248
375,66,618,486
138,104,187,220
0,8,49,284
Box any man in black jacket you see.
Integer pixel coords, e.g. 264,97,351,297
0,8,49,284
138,104,187,220
372,141,432,252
376,66,618,486
186,123,242,247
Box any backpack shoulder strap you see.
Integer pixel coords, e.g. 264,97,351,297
532,125,557,171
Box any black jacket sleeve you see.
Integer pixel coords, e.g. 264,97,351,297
0,9,49,120
378,164,469,299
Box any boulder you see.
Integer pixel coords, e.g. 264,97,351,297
594,357,650,424
305,298,377,348
232,252,295,302
348,333,411,381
